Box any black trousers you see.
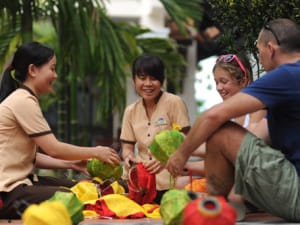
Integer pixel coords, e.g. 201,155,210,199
0,176,76,219
153,190,168,204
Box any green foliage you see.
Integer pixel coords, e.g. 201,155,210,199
91,12,135,122
208,0,300,76
0,0,204,144
0,15,21,71
160,0,203,36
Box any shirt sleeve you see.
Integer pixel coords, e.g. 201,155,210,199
242,66,300,109
13,95,51,136
169,95,190,129
120,105,136,143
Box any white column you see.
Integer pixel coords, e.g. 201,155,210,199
180,40,198,124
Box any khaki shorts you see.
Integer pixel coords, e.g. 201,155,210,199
235,132,300,221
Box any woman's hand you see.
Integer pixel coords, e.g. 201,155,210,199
36,153,89,175
95,146,121,166
69,160,89,175
143,158,165,174
124,154,138,171
121,143,138,170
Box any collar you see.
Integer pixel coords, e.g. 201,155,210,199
20,85,37,98
142,90,163,107
155,90,163,103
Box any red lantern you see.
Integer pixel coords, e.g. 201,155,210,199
128,163,157,205
182,196,236,225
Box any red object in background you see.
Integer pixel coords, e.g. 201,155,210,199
128,163,157,205
182,196,236,225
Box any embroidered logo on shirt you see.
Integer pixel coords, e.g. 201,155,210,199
155,117,167,126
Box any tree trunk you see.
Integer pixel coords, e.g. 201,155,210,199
21,0,33,42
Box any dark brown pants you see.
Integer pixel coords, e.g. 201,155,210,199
0,176,76,219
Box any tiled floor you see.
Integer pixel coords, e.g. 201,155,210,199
1,214,298,225
80,214,299,225
238,212,299,224
1,213,299,225
80,214,300,225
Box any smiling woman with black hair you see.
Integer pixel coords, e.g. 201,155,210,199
0,41,120,219
120,53,191,204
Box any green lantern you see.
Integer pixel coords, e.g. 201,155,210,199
87,158,123,180
149,129,184,163
160,189,192,225
47,191,84,225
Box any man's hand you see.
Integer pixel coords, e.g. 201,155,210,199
166,150,189,177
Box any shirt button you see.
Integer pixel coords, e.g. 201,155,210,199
147,134,150,137
148,122,151,126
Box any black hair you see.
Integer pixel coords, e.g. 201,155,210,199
0,41,54,102
131,54,165,84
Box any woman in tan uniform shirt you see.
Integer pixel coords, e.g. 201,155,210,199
0,42,120,219
120,54,191,203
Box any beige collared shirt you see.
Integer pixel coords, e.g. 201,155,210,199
120,91,190,190
0,88,51,192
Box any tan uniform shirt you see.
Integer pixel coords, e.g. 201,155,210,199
0,87,51,192
120,91,190,190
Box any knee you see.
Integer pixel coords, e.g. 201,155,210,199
206,121,245,153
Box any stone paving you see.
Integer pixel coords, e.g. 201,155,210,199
1,213,300,225
79,213,300,225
